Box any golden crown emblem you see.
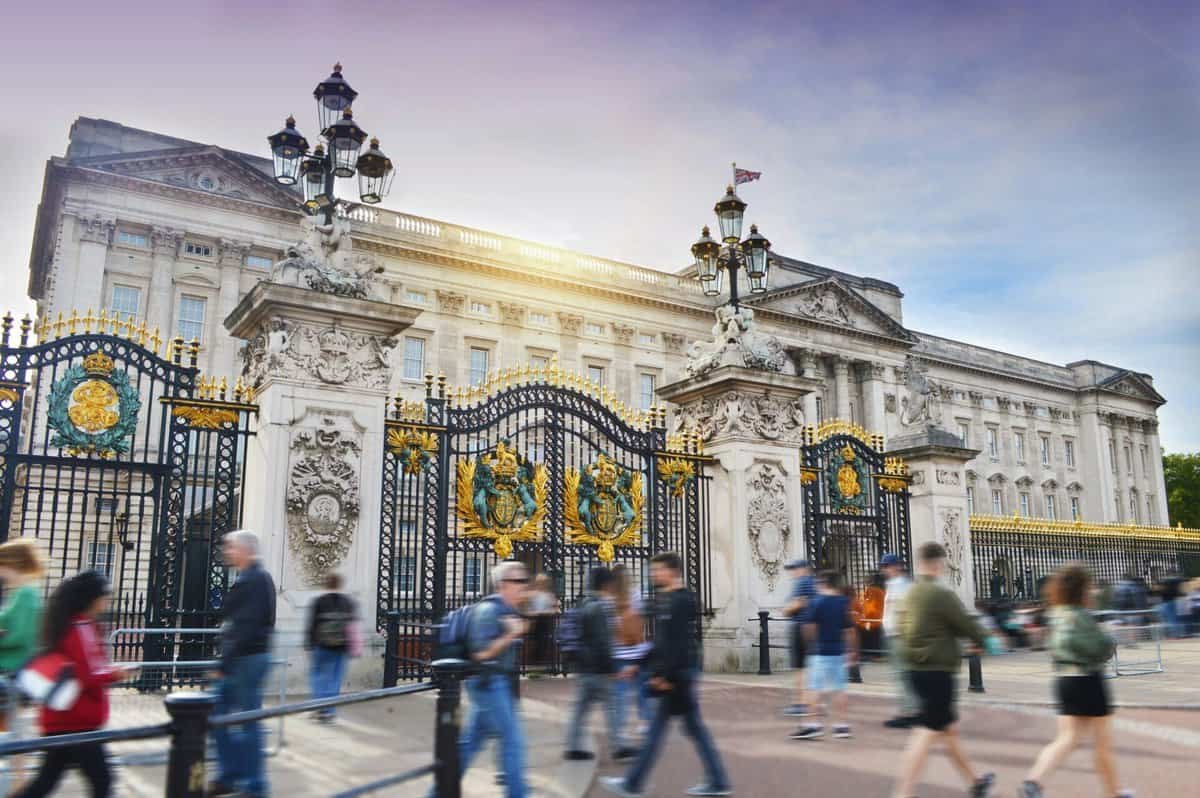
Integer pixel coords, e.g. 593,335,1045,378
488,441,520,480
593,454,619,489
82,352,115,377
841,444,856,461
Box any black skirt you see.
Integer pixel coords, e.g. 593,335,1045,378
1055,672,1110,717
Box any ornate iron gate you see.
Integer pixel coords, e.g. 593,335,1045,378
0,312,256,672
379,367,711,680
801,421,912,591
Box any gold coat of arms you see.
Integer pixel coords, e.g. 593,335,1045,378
565,454,644,562
456,440,547,558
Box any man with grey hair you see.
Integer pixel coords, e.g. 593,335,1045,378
209,529,276,798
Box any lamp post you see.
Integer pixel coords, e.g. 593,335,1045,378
690,185,772,310
267,63,396,223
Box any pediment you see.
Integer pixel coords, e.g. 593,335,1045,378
1098,372,1165,405
751,277,915,341
72,146,298,208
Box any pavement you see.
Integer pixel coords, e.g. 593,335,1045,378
3,639,1197,797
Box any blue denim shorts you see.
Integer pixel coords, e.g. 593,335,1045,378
807,654,847,692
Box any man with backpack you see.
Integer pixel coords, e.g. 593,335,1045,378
431,560,530,798
564,567,634,762
305,573,357,722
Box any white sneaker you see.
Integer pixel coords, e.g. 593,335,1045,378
686,785,733,796
599,775,644,798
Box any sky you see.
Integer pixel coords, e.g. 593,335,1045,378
0,0,1196,450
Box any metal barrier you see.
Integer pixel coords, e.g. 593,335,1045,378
1097,609,1164,677
748,613,986,692
0,658,470,798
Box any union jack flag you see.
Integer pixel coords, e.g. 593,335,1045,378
734,167,762,185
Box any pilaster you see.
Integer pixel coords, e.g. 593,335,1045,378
149,227,182,338
833,356,851,420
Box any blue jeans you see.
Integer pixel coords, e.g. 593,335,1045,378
213,652,271,795
622,670,729,793
440,674,527,798
612,661,654,738
565,672,622,752
1160,601,1181,638
309,648,348,716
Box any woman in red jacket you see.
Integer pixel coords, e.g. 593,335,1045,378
16,570,135,798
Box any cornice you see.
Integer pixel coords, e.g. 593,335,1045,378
915,353,1084,397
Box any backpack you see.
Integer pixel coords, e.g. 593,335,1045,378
314,595,352,649
434,597,501,661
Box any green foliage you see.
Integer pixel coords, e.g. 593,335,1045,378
1163,452,1200,529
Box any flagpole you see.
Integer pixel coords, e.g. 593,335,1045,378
731,161,737,188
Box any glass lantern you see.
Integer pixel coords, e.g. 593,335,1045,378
312,62,358,132
713,185,747,243
356,138,395,204
323,108,368,178
691,226,721,281
266,116,308,186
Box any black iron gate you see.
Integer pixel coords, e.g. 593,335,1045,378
379,368,710,680
0,311,255,673
801,421,911,591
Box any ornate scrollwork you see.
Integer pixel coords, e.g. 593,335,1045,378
171,405,239,429
0,387,18,404
876,456,911,493
286,416,362,585
828,444,869,515
564,454,644,562
940,508,964,586
657,457,696,499
747,463,791,590
386,426,439,475
455,440,548,558
47,353,142,458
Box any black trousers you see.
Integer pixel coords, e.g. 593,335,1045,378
14,738,112,798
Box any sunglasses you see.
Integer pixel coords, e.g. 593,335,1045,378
503,577,530,584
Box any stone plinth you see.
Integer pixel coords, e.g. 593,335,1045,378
887,427,980,603
225,282,421,675
659,366,820,672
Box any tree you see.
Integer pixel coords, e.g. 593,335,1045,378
1163,452,1200,529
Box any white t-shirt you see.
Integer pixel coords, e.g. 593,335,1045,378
882,574,912,637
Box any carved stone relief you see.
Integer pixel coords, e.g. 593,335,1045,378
884,393,897,413
268,215,381,300
286,414,363,585
78,215,116,245
674,389,806,443
498,302,526,325
685,306,793,378
662,332,686,354
911,470,926,486
150,226,183,255
612,323,636,346
747,463,791,590
240,318,397,390
898,355,943,429
558,313,583,335
436,290,466,315
939,507,964,587
935,469,961,486
799,287,854,327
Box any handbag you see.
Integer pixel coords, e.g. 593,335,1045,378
347,619,364,658
16,651,81,711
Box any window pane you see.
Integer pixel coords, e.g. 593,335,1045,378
110,285,141,320
1014,433,1024,460
177,295,206,342
991,489,1003,514
1070,497,1081,520
469,348,489,386
395,556,417,593
88,540,114,576
464,558,481,593
1041,437,1051,465
1019,493,1030,516
587,365,604,386
403,337,425,380
1045,495,1056,520
966,487,975,514
245,254,273,269
639,373,656,410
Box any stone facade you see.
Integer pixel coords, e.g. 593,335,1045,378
26,117,1170,535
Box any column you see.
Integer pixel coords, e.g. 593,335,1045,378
833,357,851,420
612,323,636,406
497,302,527,368
435,290,465,384
72,215,114,314
557,313,582,371
802,352,821,423
215,240,250,376
1145,419,1169,524
148,227,182,341
861,361,887,434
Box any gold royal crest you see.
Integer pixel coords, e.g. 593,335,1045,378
456,440,547,558
565,454,644,562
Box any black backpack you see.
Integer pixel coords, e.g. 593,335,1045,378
434,597,501,661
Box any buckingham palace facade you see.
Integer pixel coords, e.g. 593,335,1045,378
19,117,1185,603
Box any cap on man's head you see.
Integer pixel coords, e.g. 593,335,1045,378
880,553,903,567
785,559,811,571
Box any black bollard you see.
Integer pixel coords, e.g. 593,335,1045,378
164,691,216,798
383,611,400,687
967,653,985,693
757,611,772,675
432,658,470,798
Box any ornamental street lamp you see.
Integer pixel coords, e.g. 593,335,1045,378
690,185,772,309
267,63,396,222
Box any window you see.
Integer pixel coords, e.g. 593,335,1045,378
639,373,656,411
469,347,490,386
1064,439,1075,468
1139,446,1148,474
815,397,824,424
402,337,425,381
1108,440,1118,473
405,289,428,304
245,254,273,270
1129,495,1138,522
1070,496,1081,521
87,540,114,577
991,489,1003,514
184,242,212,257
109,284,141,321
1019,492,1031,517
176,295,206,342
395,555,417,594
587,365,605,386
987,427,999,459
529,311,551,326
1014,431,1026,462
956,421,969,446
1045,494,1057,520
638,332,656,346
529,353,550,370
1040,435,1051,467
585,322,605,337
1123,445,1133,473
966,486,976,515
463,557,482,594
470,301,492,316
116,230,147,247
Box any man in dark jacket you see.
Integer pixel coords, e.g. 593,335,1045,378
564,567,634,761
306,573,356,722
210,529,276,798
600,552,731,797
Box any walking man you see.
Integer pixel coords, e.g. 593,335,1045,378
781,559,815,716
306,572,356,722
437,560,530,798
564,567,634,761
892,542,994,798
880,553,918,728
790,570,856,740
210,530,276,798
600,552,732,797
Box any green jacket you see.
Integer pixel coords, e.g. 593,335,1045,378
0,583,42,671
1048,606,1114,673
899,576,986,672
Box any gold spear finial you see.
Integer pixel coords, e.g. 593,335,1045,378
67,309,80,336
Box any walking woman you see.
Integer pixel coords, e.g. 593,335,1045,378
0,539,45,789
1019,562,1132,798
15,570,135,798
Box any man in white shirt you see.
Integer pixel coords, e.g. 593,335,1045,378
880,553,918,728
